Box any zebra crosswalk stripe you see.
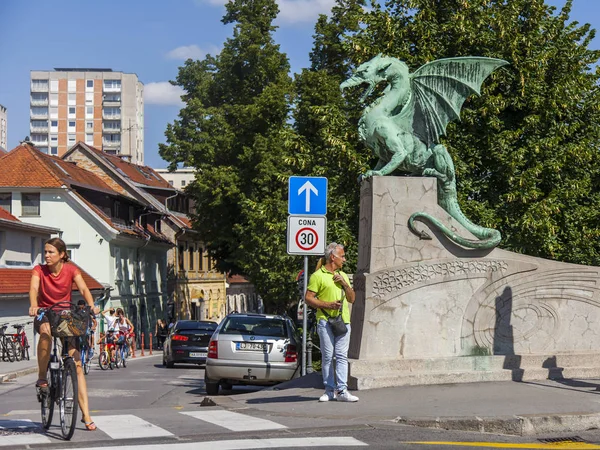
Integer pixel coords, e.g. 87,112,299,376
92,414,173,439
181,410,287,432
0,434,51,447
0,419,51,446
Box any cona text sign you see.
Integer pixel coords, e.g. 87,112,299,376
287,215,327,255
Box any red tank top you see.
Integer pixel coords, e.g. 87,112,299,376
33,263,81,308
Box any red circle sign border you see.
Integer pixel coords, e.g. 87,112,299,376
295,227,319,251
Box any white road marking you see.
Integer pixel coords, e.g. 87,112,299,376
0,420,50,447
0,419,38,427
181,410,287,431
92,414,173,439
44,437,367,449
3,410,40,416
87,389,148,398
0,434,51,446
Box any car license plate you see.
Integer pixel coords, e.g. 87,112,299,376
189,352,207,357
236,342,268,352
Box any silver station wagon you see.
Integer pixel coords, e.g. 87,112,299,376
204,313,300,395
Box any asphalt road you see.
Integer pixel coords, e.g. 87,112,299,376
3,356,600,449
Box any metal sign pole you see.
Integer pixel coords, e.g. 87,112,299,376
302,255,308,376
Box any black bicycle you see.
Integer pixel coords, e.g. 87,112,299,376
36,301,90,440
0,322,16,362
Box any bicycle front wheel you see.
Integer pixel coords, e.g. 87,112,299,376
22,336,30,360
40,365,54,429
4,339,16,362
121,348,127,368
60,358,78,440
99,351,109,370
83,357,91,375
115,348,122,369
13,340,23,362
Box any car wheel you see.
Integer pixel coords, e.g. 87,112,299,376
221,382,232,391
166,359,175,368
162,357,166,367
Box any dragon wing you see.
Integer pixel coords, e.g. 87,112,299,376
398,57,508,147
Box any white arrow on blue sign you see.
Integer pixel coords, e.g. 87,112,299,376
288,176,328,215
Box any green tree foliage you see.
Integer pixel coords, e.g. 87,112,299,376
159,0,300,310
161,0,600,313
291,0,369,273
343,0,600,264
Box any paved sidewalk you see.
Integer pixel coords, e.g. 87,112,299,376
212,372,600,436
0,348,160,383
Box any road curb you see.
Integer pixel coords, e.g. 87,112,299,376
394,412,600,436
0,366,38,383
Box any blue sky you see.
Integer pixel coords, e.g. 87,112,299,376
0,0,597,169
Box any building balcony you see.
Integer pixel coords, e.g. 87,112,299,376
103,86,121,93
102,127,121,134
30,84,48,92
103,97,121,106
102,113,121,120
31,137,48,146
30,98,48,106
30,112,48,120
102,140,121,148
30,125,49,134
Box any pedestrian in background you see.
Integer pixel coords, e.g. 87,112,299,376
305,242,358,402
155,319,168,349
101,306,117,331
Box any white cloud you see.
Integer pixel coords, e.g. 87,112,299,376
166,44,220,60
195,0,335,24
144,82,184,106
278,0,335,24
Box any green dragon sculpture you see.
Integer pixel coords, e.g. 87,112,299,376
341,55,508,249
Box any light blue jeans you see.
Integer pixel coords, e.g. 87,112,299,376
317,319,351,393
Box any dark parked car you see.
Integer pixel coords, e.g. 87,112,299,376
204,313,300,395
162,320,218,368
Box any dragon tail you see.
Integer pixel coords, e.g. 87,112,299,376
408,196,501,250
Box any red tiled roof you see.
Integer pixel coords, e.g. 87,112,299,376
0,144,117,194
0,262,104,295
72,191,172,244
0,207,19,222
227,274,250,284
81,144,174,190
173,214,192,228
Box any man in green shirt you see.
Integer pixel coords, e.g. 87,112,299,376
305,242,358,402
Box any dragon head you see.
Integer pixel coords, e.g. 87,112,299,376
341,54,408,102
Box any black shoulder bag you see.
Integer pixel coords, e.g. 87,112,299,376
321,298,347,337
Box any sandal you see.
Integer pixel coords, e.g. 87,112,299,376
81,419,97,431
35,379,48,388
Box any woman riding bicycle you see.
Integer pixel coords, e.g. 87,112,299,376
77,299,97,358
114,308,134,355
28,238,100,431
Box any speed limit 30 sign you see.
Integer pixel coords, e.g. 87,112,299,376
287,215,327,255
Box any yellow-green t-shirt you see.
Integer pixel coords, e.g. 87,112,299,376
306,266,351,324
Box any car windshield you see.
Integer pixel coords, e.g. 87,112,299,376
175,321,217,331
221,317,287,338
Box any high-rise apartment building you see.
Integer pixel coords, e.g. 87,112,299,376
29,68,144,164
0,104,7,152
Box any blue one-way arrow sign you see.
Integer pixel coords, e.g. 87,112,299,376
288,176,328,215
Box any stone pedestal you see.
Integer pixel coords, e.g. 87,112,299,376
348,177,600,389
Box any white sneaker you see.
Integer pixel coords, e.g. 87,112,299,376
318,391,336,402
337,390,359,402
